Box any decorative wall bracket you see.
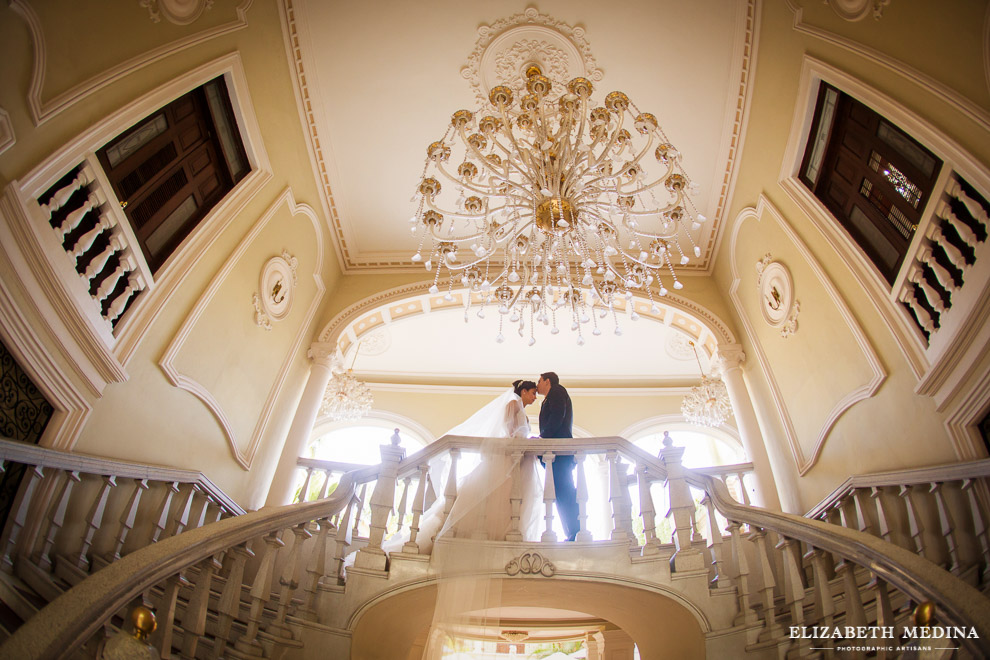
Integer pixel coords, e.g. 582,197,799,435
253,250,298,331
756,254,800,338
505,550,555,577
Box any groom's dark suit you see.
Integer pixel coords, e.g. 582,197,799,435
539,383,579,541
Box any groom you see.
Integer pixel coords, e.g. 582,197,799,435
537,371,579,541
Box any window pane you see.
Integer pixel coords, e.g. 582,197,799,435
145,195,196,259
105,114,168,168
877,120,937,178
803,87,838,185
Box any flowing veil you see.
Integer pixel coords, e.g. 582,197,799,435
423,388,542,657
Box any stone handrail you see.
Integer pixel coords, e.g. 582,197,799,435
0,437,245,516
0,466,366,659
683,467,990,656
805,457,990,520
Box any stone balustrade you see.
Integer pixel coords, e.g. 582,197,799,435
3,435,989,658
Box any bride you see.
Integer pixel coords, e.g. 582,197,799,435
377,379,544,555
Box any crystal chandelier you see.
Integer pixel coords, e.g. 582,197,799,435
319,345,373,422
681,342,732,427
411,64,704,345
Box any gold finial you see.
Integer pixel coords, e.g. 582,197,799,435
913,601,935,628
525,64,543,79
131,606,157,642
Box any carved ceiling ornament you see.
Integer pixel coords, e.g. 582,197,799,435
505,550,555,577
140,0,214,25
755,254,800,338
824,0,891,22
253,250,298,330
461,7,604,108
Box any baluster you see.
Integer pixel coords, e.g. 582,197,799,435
636,463,660,555
150,571,190,659
541,452,558,543
70,213,116,262
439,448,460,536
395,476,411,535
297,467,315,503
726,520,757,625
82,227,122,281
946,177,990,227
107,272,147,323
871,575,896,660
870,486,897,548
0,465,44,572
270,523,312,639
900,485,928,559
961,479,990,585
851,488,875,535
616,462,636,543
40,165,93,216
333,497,356,582
505,451,524,542
185,487,211,532
929,482,961,573
56,191,103,241
606,450,628,542
233,531,285,656
898,287,936,334
108,478,148,562
149,482,178,544
179,554,221,658
317,469,333,500
403,465,430,552
935,200,978,248
701,495,725,587
214,542,254,657
36,470,80,572
909,266,946,313
300,517,334,621
735,472,752,506
73,474,116,571
778,536,808,654
95,250,135,303
835,558,866,658
806,547,836,655
163,484,195,539
424,471,438,510
661,436,704,570
927,223,967,272
919,247,958,295
352,483,368,538
574,452,592,541
355,433,405,570
749,528,781,641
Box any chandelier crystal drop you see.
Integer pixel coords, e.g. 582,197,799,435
681,341,732,428
320,369,373,421
411,64,704,344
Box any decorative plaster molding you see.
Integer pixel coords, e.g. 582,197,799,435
253,250,298,330
755,256,800,338
160,188,325,470
824,0,890,22
251,293,271,331
0,108,14,156
9,0,252,126
460,7,603,109
505,550,555,577
728,196,886,475
787,3,990,134
141,0,215,25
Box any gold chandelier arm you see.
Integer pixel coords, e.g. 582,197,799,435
457,124,542,193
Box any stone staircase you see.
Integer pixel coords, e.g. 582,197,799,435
0,434,988,659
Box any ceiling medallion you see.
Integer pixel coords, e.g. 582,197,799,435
666,331,697,362
253,250,298,331
412,12,705,346
756,254,800,339
681,341,732,428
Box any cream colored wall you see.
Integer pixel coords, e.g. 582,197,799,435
0,1,341,508
714,0,990,512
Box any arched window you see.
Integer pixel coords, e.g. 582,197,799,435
627,425,746,469
305,418,429,465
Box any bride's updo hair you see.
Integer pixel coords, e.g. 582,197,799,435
512,379,537,395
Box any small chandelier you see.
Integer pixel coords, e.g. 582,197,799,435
319,344,373,422
681,342,732,427
411,63,704,345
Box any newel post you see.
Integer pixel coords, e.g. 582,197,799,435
354,430,406,570
660,433,705,572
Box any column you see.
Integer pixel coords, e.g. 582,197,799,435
715,344,780,510
265,342,337,506
600,629,635,659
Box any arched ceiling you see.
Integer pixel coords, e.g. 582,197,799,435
287,0,753,272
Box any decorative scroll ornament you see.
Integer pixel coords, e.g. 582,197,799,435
756,254,800,339
253,250,298,331
414,10,705,345
505,550,556,577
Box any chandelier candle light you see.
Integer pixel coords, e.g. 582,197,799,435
411,64,705,345
681,341,732,428
319,344,373,422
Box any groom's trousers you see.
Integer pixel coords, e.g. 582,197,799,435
549,455,579,541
